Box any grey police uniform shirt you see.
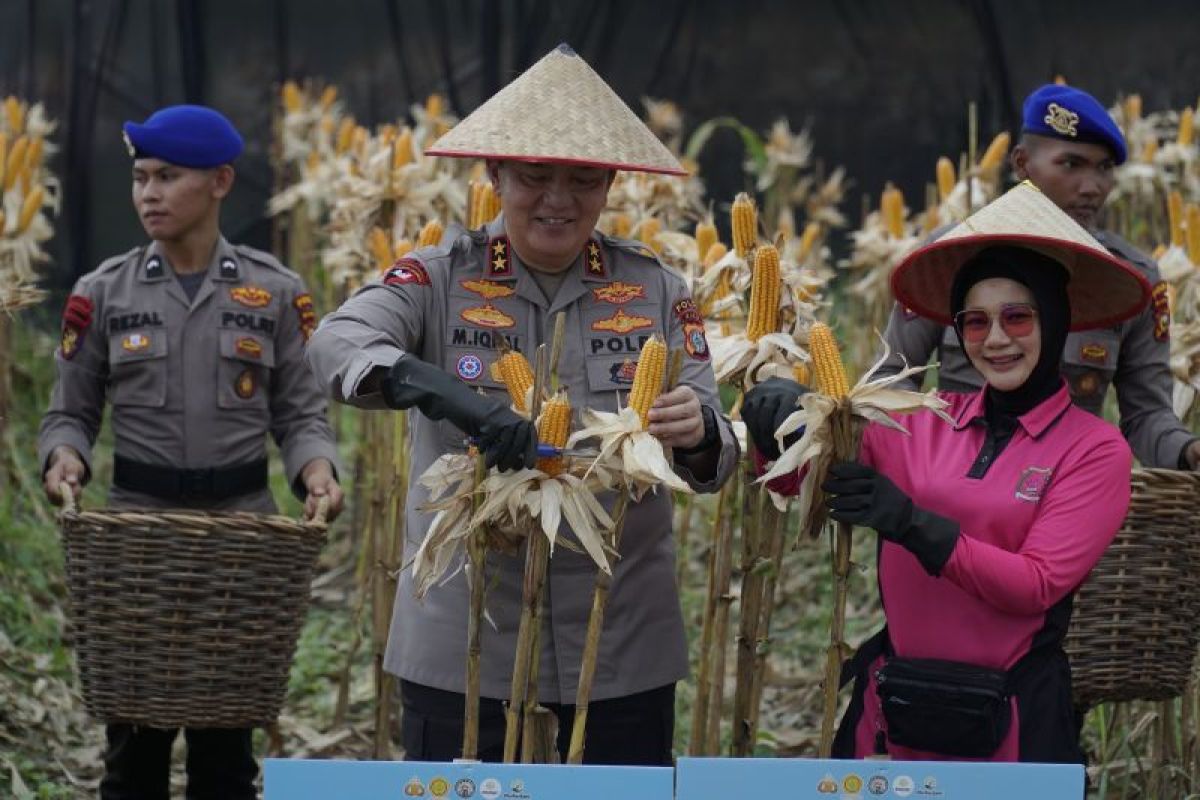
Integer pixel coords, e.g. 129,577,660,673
38,236,340,512
877,229,1196,469
305,216,740,702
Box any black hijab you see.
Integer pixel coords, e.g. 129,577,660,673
949,245,1071,419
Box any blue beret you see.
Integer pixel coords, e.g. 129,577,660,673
122,105,244,168
1021,84,1126,165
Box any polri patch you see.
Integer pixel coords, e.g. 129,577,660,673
230,285,272,308
592,281,645,304
673,297,710,360
384,259,431,287
1152,281,1170,342
461,303,515,329
456,354,484,381
591,309,653,335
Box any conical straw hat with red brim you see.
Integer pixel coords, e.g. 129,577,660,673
891,181,1151,331
425,43,685,176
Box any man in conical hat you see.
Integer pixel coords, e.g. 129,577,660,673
307,44,738,763
877,82,1199,472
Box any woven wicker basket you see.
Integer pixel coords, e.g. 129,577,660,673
1066,468,1200,706
59,494,327,728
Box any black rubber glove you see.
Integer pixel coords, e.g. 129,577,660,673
821,461,960,576
382,354,536,472
741,377,808,460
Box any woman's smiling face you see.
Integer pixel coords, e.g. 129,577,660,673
959,277,1042,392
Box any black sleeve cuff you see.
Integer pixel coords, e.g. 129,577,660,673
673,404,719,456
903,508,961,577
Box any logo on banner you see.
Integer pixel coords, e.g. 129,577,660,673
479,778,501,800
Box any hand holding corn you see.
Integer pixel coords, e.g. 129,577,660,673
646,385,707,450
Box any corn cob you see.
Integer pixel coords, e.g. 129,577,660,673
635,217,662,253
426,94,445,119
731,192,757,258
1124,94,1142,123
16,186,42,233
1141,139,1159,164
1187,204,1200,265
378,124,397,145
935,157,956,201
335,118,356,154
611,213,633,239
809,322,849,400
1169,191,1185,248
0,133,7,189
5,136,27,191
24,135,43,172
469,180,500,228
4,96,23,133
318,86,338,110
746,244,781,341
978,132,1011,175
319,114,334,138
393,238,415,261
282,81,303,113
367,227,393,271
304,150,321,174
776,207,795,240
1179,107,1195,148
535,393,572,477
492,350,536,413
1054,74,1068,86
702,242,728,269
393,127,413,168
629,334,667,429
695,218,718,262
793,362,810,385
797,221,821,262
18,166,32,198
418,219,444,248
881,184,905,239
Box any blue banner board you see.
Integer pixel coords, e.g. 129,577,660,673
675,757,1084,799
264,758,674,800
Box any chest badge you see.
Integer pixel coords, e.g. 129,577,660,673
122,333,151,352
460,279,514,300
1080,342,1108,364
456,354,484,381
234,368,257,399
1015,466,1054,503
235,336,263,360
460,303,515,329
230,286,272,308
592,281,645,304
591,309,653,334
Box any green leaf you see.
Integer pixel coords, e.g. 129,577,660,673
685,116,768,176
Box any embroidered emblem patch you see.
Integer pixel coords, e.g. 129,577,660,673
230,286,272,308
235,336,263,359
460,303,515,329
1152,281,1170,342
293,293,317,342
609,359,637,385
219,257,239,279
384,259,431,287
460,279,514,300
591,309,653,335
486,237,511,277
585,240,606,276
672,297,703,326
456,354,484,381
673,298,710,360
1015,466,1054,502
592,281,646,304
144,255,164,279
1044,102,1079,137
122,333,151,352
1080,342,1108,364
60,294,93,360
235,368,256,399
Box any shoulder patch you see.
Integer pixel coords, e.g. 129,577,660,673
294,293,317,342
60,294,94,359
1151,281,1170,342
673,298,710,361
384,258,432,287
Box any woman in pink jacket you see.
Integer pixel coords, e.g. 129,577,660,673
743,184,1151,762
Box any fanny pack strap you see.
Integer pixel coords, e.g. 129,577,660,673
840,625,890,689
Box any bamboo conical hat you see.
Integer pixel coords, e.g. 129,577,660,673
892,181,1150,330
425,44,685,176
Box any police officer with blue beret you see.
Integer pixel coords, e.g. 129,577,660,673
38,105,344,799
876,83,1200,472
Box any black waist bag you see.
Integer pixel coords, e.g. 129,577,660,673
875,657,1012,758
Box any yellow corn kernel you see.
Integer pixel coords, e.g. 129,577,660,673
18,164,30,196
793,362,810,385
702,242,728,270
809,322,849,400
319,86,338,110
978,132,1011,176
1187,204,1200,265
731,192,757,258
611,212,633,239
798,222,821,261
367,227,393,271
24,135,43,172
535,393,572,476
4,96,23,134
426,94,445,119
469,180,500,229
935,157,956,201
17,186,43,233
881,184,905,239
378,124,397,145
282,81,303,113
492,350,535,412
393,127,414,168
1179,107,1195,148
393,238,414,261
1141,139,1159,164
1124,94,1142,122
635,217,662,252
1169,191,1185,248
418,219,444,248
746,244,781,342
629,334,667,429
335,118,356,154
695,218,718,262
5,135,27,191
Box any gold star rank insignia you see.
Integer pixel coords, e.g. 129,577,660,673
486,236,511,276
586,240,606,276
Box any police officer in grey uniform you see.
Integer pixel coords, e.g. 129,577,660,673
306,45,738,765
878,84,1200,470
38,105,343,800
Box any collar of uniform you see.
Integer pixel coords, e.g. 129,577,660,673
952,381,1073,439
580,235,608,281
138,243,169,282
208,237,241,282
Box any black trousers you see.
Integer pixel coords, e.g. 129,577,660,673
400,680,675,765
99,723,257,800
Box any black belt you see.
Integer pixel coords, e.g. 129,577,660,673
113,455,268,503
